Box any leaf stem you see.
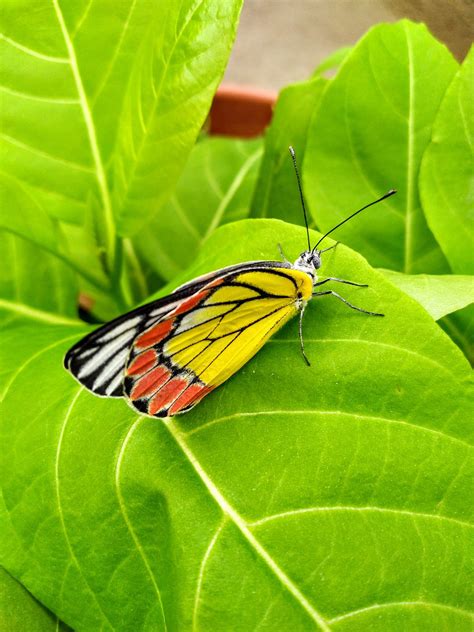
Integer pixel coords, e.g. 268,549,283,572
204,146,263,240
110,237,134,312
123,238,149,300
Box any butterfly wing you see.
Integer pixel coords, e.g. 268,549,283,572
64,260,294,398
63,265,259,397
124,265,313,417
64,299,182,397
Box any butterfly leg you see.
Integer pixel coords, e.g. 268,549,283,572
314,277,368,288
313,290,384,317
277,243,291,264
299,305,311,366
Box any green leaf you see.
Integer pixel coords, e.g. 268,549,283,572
304,20,458,273
312,46,352,77
0,0,243,274
251,77,327,225
0,171,110,294
0,231,80,330
112,2,244,236
419,46,474,275
1,219,472,631
0,229,80,398
0,566,71,632
0,0,154,284
379,269,474,320
0,0,142,263
134,136,263,282
440,304,474,367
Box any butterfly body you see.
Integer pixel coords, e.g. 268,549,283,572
65,257,317,417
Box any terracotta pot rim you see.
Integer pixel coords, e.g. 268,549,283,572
215,83,278,104
210,83,277,138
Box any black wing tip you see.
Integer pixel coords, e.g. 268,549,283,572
63,348,73,370
131,398,149,414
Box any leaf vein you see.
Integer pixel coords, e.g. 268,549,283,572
165,419,331,631
1,133,94,173
192,519,227,631
52,0,115,266
0,84,80,104
114,416,168,629
0,332,82,401
0,34,69,63
249,506,472,530
55,388,114,627
186,409,472,450
328,600,473,624
204,147,263,239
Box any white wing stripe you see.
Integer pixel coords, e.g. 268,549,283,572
105,372,124,396
77,347,96,360
92,347,130,390
149,304,179,318
97,316,142,342
77,331,135,379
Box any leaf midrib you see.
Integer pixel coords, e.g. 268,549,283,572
164,418,331,631
404,24,415,274
52,0,115,268
116,0,207,225
0,299,82,326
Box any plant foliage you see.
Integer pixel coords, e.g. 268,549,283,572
0,8,472,632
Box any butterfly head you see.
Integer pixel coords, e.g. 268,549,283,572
287,146,397,284
293,249,321,280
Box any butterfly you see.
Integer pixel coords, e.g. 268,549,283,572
65,148,395,417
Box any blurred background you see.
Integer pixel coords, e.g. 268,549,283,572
224,0,473,91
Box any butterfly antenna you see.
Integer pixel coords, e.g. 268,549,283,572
313,189,397,251
289,146,311,251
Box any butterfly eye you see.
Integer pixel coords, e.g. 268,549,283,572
312,253,322,269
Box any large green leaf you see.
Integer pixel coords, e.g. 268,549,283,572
0,0,152,263
1,220,472,631
135,135,262,282
380,269,474,320
251,77,327,226
420,46,474,275
0,0,243,273
112,2,244,237
0,566,71,632
304,21,458,273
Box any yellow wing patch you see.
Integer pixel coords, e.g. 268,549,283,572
197,304,296,385
162,266,312,389
235,270,298,297
206,285,261,303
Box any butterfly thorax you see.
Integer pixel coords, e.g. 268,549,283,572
293,250,321,286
